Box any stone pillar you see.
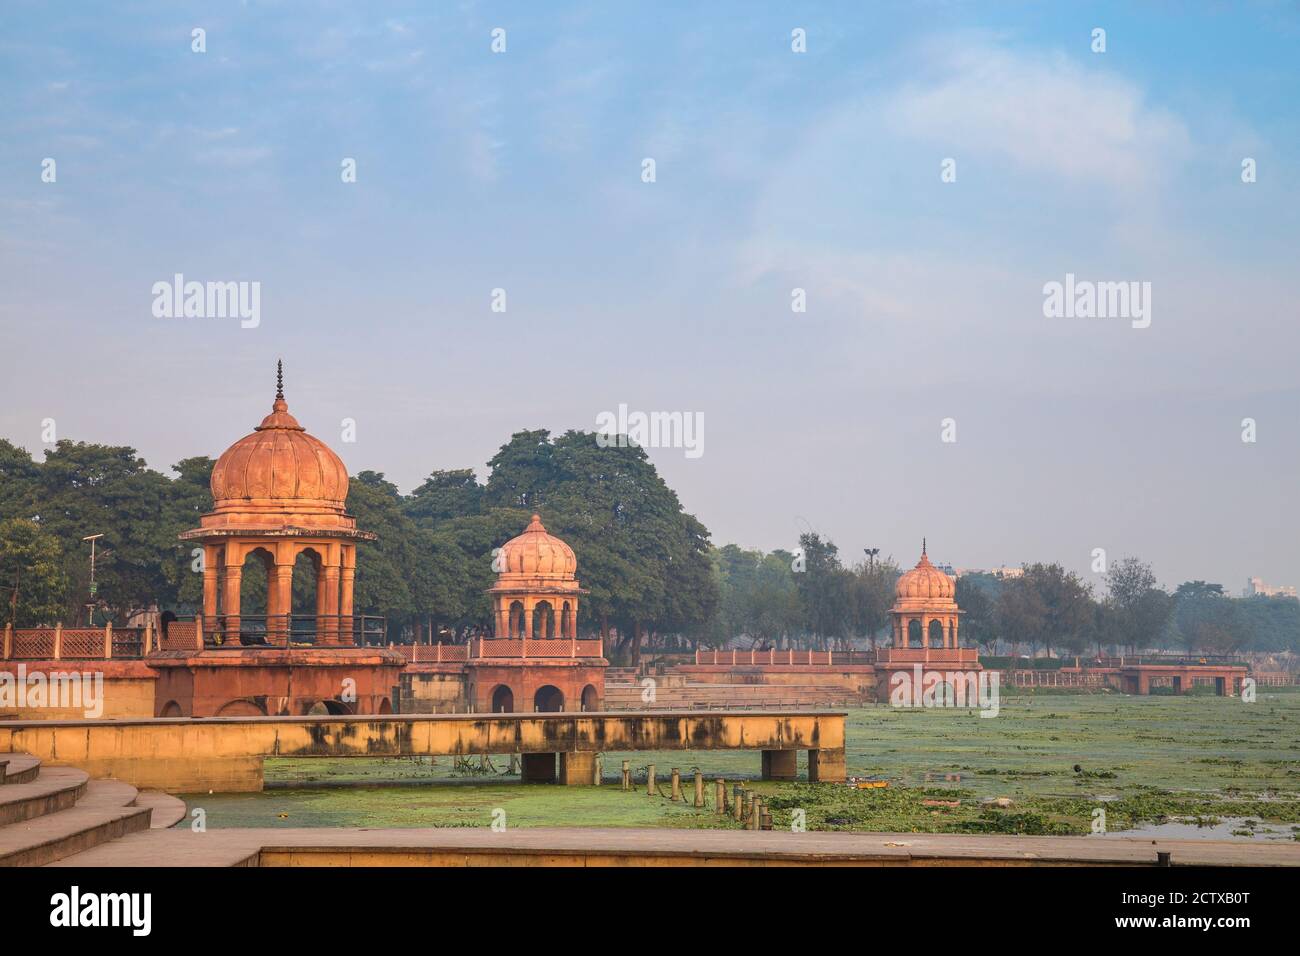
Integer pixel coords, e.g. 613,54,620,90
223,564,243,646
521,753,557,784
202,545,220,628
761,749,798,781
321,565,341,645
808,747,847,782
271,564,293,645
558,751,597,786
340,562,355,617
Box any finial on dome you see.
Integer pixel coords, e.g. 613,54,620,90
276,359,284,401
922,537,927,557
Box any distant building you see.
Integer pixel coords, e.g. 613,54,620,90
1243,577,1297,599
954,566,1024,580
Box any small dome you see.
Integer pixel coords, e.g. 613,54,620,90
895,544,955,601
497,514,577,581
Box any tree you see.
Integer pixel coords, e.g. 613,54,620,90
406,469,483,524
848,557,899,649
1021,563,1095,657
0,518,68,626
1172,581,1245,655
955,573,999,652
33,441,173,623
997,574,1046,662
1105,556,1171,654
794,533,852,649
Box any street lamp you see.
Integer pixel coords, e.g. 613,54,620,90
82,534,103,626
863,547,880,569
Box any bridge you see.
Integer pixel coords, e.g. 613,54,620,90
0,709,846,793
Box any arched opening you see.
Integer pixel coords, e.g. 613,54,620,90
491,684,515,713
907,619,923,648
377,697,394,714
534,601,554,639
508,601,525,638
216,698,266,717
232,547,274,646
533,685,564,712
293,548,323,644
561,602,573,638
928,619,945,648
581,684,598,712
159,700,182,718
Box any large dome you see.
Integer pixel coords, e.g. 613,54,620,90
201,365,355,532
895,544,955,601
496,514,578,582
210,398,348,509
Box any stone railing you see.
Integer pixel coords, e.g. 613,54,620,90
473,638,603,659
2,622,154,660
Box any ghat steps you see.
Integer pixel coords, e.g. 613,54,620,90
0,752,185,867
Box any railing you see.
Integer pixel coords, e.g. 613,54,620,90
473,638,604,659
695,649,840,666
391,643,470,663
874,647,979,665
1091,654,1248,668
198,614,387,648
3,622,151,660
1007,669,1105,687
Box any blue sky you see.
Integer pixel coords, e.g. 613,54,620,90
1,1,1297,591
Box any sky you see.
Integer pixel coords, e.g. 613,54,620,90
1,1,1297,592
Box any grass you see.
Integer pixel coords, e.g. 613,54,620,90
181,688,1300,835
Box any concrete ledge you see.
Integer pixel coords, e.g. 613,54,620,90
46,826,1300,868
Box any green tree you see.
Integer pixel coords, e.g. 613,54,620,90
0,518,68,626
1105,557,1171,654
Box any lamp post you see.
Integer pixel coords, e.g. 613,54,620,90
82,534,103,626
863,547,880,570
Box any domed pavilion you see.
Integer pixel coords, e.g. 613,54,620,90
180,362,376,647
488,513,584,640
890,540,962,650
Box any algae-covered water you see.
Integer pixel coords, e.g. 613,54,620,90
181,688,1300,836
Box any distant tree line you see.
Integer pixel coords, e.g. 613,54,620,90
1,434,1296,660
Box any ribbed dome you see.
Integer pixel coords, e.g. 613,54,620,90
198,363,356,533
497,514,577,581
210,398,348,509
895,545,955,601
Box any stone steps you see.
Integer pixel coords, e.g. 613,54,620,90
0,766,89,826
0,753,42,785
0,753,156,867
134,791,188,829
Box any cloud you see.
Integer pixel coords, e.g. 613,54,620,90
885,40,1190,190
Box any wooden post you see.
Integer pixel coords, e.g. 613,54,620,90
104,621,112,660
670,768,681,802
592,754,602,786
714,779,726,814
621,760,631,792
53,622,63,660
732,785,745,821
693,770,704,808
2,622,11,660
646,764,656,797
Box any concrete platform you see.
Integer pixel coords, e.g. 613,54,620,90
47,826,1300,868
